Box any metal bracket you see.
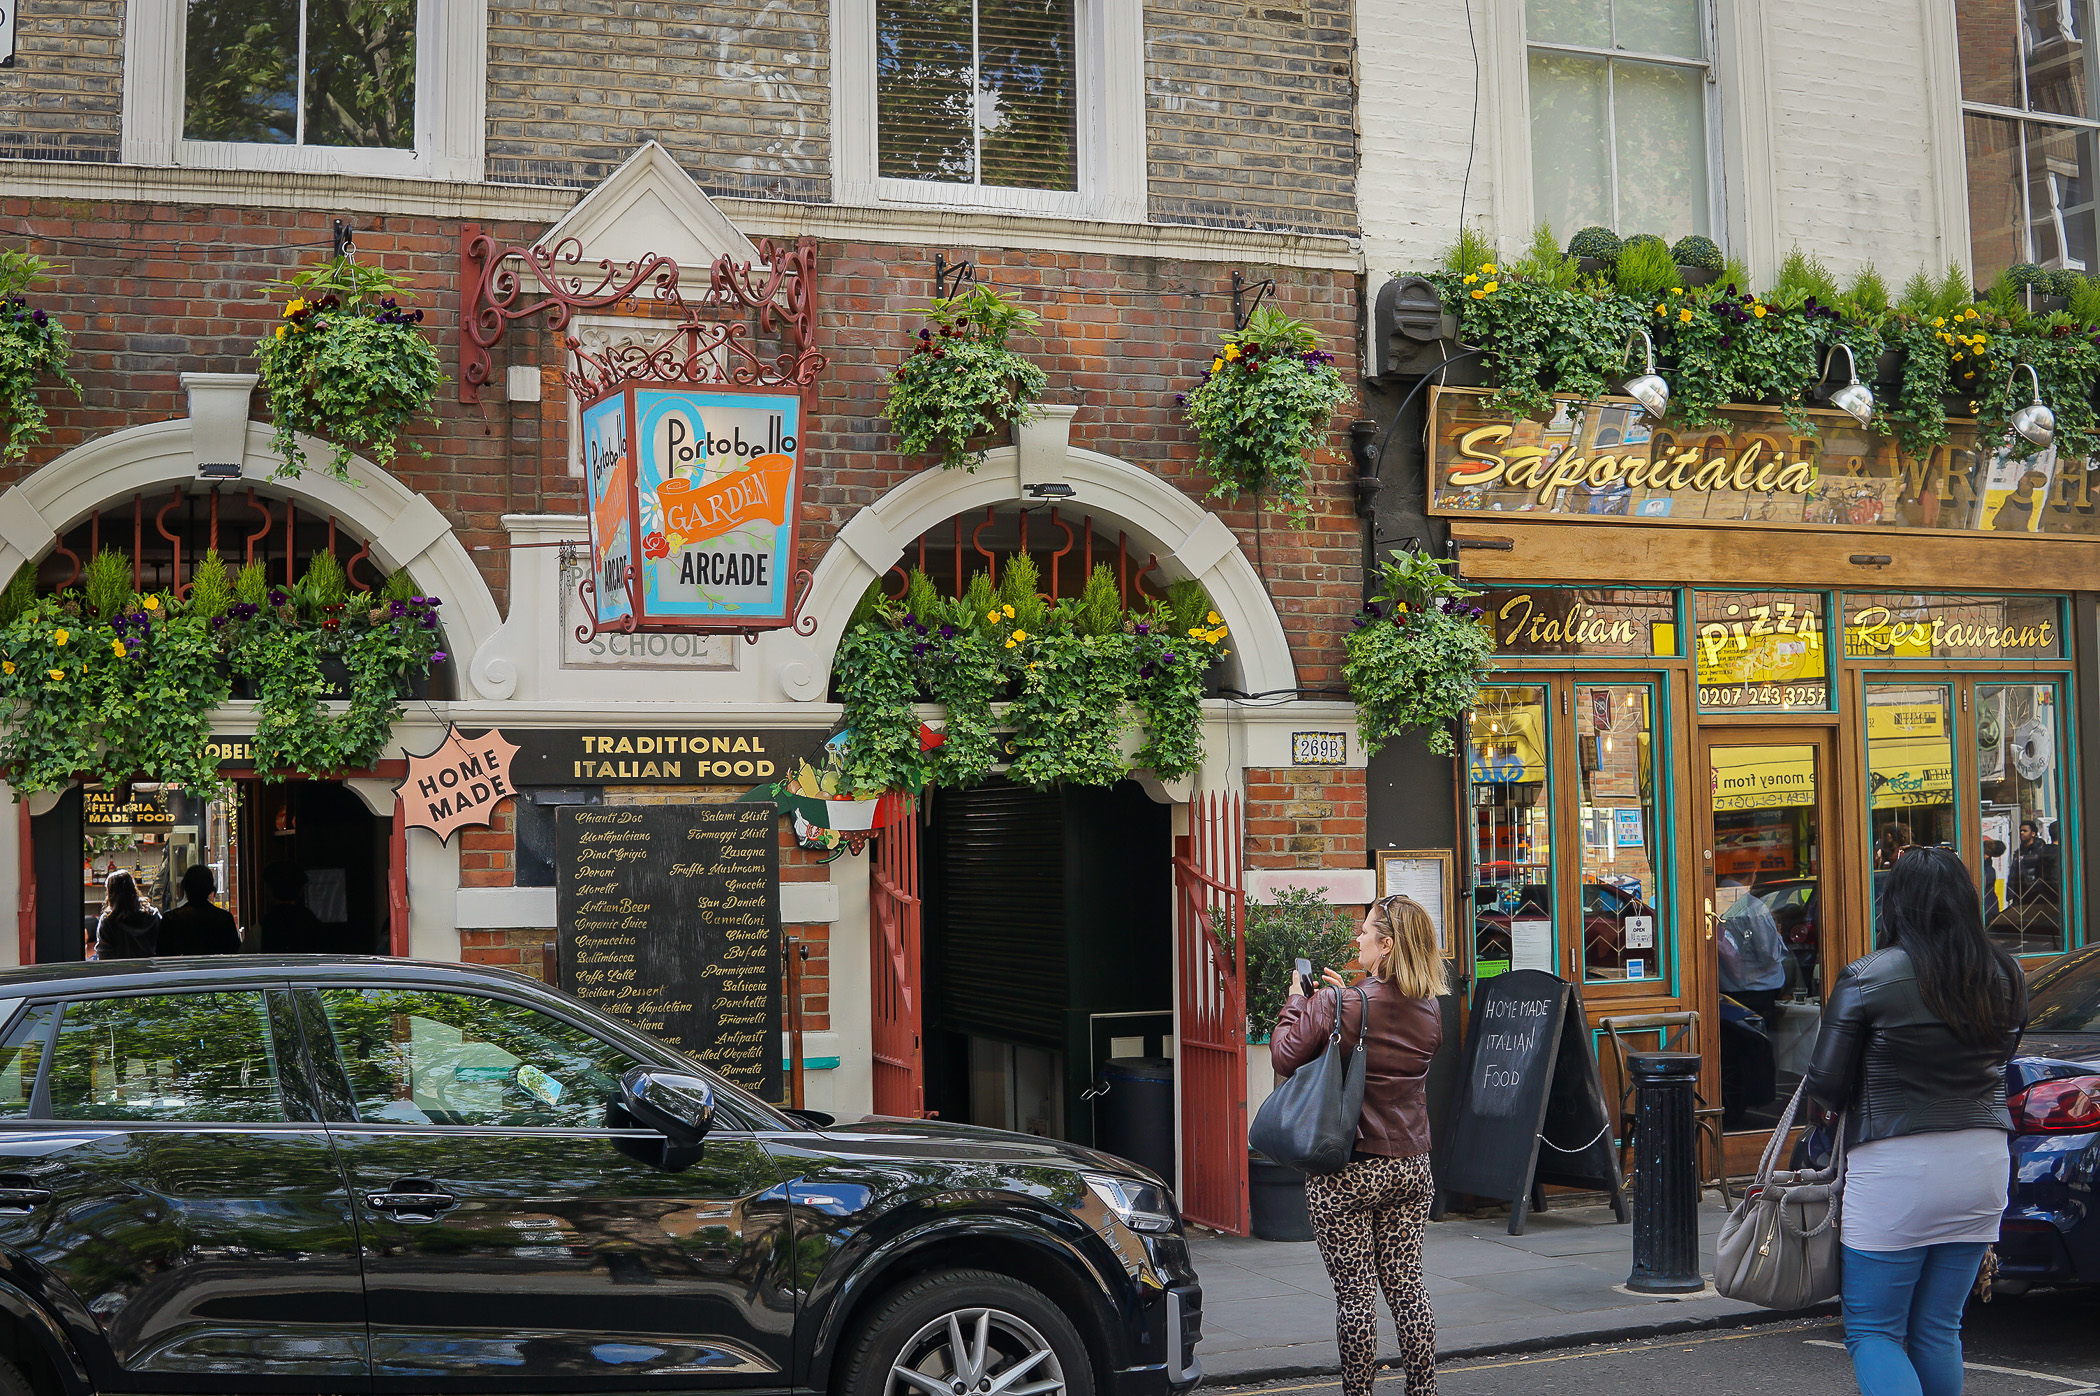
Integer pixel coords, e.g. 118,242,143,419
933,254,975,299
1230,270,1275,332
332,219,356,259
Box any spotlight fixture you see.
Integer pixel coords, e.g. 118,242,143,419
1821,343,1876,426
2010,363,2056,449
1619,330,1669,420
1023,482,1076,500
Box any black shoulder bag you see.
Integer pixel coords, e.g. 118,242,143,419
1248,985,1370,1174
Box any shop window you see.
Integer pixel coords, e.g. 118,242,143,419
1866,685,1959,863
46,993,286,1124
1477,587,1679,658
121,2,485,181
1693,590,1829,713
1576,684,1665,984
1958,1,2100,286
1525,0,1717,242
1980,682,2071,956
1843,593,2064,660
1467,685,1556,980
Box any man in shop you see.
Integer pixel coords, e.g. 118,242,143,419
158,865,241,956
257,862,328,954
2005,819,2063,947
1717,872,1788,1032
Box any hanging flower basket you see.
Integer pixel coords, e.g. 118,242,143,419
0,249,80,463
256,255,441,483
1181,308,1351,524
883,284,1048,470
1343,551,1494,758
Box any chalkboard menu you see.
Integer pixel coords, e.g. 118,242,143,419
555,802,783,1103
1434,969,1623,1234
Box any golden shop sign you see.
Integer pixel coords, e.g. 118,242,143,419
510,728,830,785
1429,389,2100,534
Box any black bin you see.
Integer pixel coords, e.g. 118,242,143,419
1092,1057,1175,1190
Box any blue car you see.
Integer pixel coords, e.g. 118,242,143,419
1996,944,2100,1291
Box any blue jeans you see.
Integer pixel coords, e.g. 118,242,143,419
1840,1243,1990,1396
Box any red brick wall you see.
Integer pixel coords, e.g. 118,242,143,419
1246,767,1368,870
457,797,519,889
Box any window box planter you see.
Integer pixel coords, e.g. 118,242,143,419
1679,265,1720,287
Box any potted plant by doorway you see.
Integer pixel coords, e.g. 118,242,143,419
1242,886,1360,1242
883,284,1049,471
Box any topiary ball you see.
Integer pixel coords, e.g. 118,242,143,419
2005,261,2049,291
1621,233,1667,254
1670,234,1725,272
1567,226,1623,261
2046,267,2083,299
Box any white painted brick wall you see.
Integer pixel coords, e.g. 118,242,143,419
1356,0,1498,282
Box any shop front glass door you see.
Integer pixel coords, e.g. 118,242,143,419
1979,681,2070,955
1467,685,1556,980
1576,682,1666,986
1705,739,1827,1134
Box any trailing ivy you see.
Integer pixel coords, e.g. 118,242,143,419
883,285,1049,471
1343,551,1495,758
0,249,79,464
1181,308,1352,523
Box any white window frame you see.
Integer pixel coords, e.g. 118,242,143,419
831,0,1145,223
121,0,486,183
1956,0,2100,276
1518,0,1725,243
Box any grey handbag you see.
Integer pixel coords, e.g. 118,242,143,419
1248,985,1369,1174
1714,1078,1846,1308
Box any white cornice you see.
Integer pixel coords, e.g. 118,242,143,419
0,161,1361,269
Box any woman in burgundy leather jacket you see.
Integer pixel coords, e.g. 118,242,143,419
1271,894,1446,1396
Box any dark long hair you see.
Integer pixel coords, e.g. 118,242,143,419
1878,846,2026,1048
101,870,141,922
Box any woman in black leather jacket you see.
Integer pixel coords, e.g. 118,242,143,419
1804,847,2025,1396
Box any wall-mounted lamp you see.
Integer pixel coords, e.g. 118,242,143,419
1023,482,1075,500
2010,363,2056,448
1620,330,1669,420
1821,343,1875,426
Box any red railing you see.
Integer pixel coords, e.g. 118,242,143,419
1175,793,1249,1234
870,798,925,1117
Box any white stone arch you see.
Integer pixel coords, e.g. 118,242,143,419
0,419,512,699
783,441,1294,699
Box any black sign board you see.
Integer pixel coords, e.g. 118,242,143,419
514,729,829,786
1434,970,1624,1233
555,802,783,1102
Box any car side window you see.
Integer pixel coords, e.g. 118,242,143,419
46,992,287,1123
0,1005,53,1118
314,988,640,1129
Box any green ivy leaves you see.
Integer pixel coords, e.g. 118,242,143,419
1343,552,1495,758
1182,310,1351,523
0,257,80,463
884,286,1050,470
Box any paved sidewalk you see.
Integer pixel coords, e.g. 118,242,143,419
1191,1197,1819,1383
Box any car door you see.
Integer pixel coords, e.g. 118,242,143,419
296,984,797,1394
0,987,367,1393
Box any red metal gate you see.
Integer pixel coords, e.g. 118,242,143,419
870,797,925,1117
1175,793,1248,1234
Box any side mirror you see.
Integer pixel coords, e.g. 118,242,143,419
619,1067,716,1166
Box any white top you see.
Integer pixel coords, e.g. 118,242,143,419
1841,1128,2011,1252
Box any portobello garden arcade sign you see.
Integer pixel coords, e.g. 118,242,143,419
1427,388,2100,535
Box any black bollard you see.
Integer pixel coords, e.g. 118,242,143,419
1626,1051,1705,1294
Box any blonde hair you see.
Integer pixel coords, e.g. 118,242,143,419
1366,895,1449,999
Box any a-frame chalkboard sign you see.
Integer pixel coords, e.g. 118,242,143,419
1433,969,1625,1234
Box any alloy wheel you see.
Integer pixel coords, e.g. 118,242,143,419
886,1307,1067,1396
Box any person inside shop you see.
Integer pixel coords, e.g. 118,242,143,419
2005,819,2062,941
257,862,328,954
1871,822,1914,925
1805,847,2025,1396
1717,872,1788,1031
158,865,241,956
1981,834,2007,922
93,869,160,960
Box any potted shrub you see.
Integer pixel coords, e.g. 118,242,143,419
1181,307,1352,523
1670,234,1725,287
1242,886,1360,1242
2006,262,2069,315
1566,225,1622,276
883,284,1048,471
0,248,80,463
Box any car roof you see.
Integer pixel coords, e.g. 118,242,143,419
0,955,555,1000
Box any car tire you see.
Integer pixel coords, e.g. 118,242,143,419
0,1352,38,1396
838,1268,1095,1396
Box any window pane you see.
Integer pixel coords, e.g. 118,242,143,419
1479,586,1680,657
1468,686,1556,982
1693,591,1828,712
48,993,285,1123
316,988,637,1129
1614,58,1709,239
1979,683,2070,956
1529,51,1613,240
303,0,417,149
1968,110,2030,284
1577,685,1665,984
1526,0,1610,49
1844,593,2064,659
183,1,299,144
878,0,976,181
2026,0,2097,118
2025,119,2100,270
0,1006,51,1118
1957,0,2022,108
1866,686,1959,913
976,0,1077,191
1613,0,1703,60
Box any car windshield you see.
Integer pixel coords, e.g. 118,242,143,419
2027,949,2100,1034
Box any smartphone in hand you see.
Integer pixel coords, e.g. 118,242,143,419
1295,957,1316,993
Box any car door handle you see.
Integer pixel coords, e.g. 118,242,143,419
0,1180,49,1214
365,1180,457,1217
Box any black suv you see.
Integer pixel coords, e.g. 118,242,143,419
0,957,1201,1396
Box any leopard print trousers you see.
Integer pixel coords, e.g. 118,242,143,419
1303,1152,1436,1396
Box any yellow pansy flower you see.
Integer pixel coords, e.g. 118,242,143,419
142,595,159,611
1223,344,1241,360
1482,281,1499,293
1002,604,1015,618
987,610,1001,622
2,662,14,676
45,670,62,682
1672,287,1685,296
1462,274,1478,286
1210,357,1224,373
52,629,66,646
275,325,288,340
1188,627,1205,638
1206,611,1222,624
110,640,125,658
1933,317,1946,327
282,298,307,319
1470,288,1487,299
1480,263,1496,275
1752,305,1768,318
1679,308,1693,323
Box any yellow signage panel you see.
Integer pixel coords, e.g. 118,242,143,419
1709,745,1817,812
